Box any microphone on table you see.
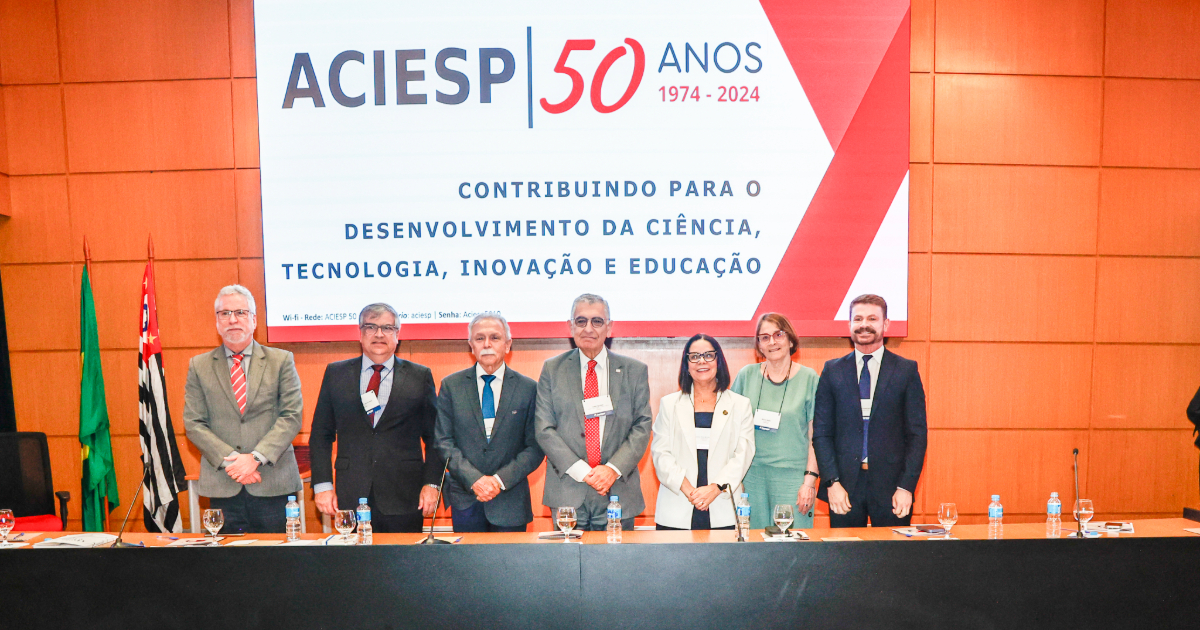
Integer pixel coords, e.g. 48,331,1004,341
111,462,153,548
1073,448,1082,539
717,475,749,542
419,457,452,545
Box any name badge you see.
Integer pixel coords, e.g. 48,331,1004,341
582,395,614,418
694,427,712,450
361,391,382,414
860,399,872,419
753,409,781,432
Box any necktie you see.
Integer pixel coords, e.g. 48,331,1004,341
583,359,601,467
230,353,247,415
481,374,496,442
859,355,872,462
367,364,384,427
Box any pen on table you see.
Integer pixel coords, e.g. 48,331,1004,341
157,536,179,540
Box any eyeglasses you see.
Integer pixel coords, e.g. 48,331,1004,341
572,317,607,329
687,351,718,363
216,309,253,320
360,324,399,335
756,330,787,344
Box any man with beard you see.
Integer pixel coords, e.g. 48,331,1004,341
183,285,303,533
434,313,544,532
813,294,927,527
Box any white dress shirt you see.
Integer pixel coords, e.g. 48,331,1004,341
565,346,623,482
854,346,884,463
475,362,506,439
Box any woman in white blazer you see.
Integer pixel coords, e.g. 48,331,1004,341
651,334,755,530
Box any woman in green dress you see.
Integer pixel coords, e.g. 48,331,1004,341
731,313,820,529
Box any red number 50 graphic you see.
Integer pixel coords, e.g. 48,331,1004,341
540,38,645,114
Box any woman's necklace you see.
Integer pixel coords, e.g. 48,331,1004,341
762,361,792,385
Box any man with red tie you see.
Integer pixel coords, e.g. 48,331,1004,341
183,285,304,533
535,294,652,530
309,303,441,533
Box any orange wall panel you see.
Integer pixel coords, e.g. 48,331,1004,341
911,73,932,163
64,80,235,173
907,253,931,341
0,0,60,84
934,74,1102,166
57,0,230,82
1098,168,1200,257
10,350,80,436
1091,345,1200,430
4,85,66,175
921,429,1088,515
152,259,242,348
233,78,260,168
910,0,933,73
0,174,8,216
1088,430,1199,513
935,0,1104,76
3,263,78,351
930,254,1095,342
1105,0,1200,79
83,261,147,351
909,163,931,253
1102,78,1200,168
928,342,1092,429
69,171,239,262
235,169,264,258
231,0,257,78
932,165,1098,254
0,175,71,264
1094,257,1200,343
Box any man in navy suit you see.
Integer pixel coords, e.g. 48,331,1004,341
813,294,927,527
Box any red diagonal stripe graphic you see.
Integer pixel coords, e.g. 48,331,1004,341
756,9,910,320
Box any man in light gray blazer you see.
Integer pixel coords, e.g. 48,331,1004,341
435,313,543,532
535,294,652,530
183,285,303,533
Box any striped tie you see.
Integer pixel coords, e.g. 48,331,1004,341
230,353,247,415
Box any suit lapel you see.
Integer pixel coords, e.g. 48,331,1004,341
710,390,732,450
376,358,406,427
210,346,239,411
245,341,267,409
677,394,696,456
603,352,623,454
840,352,859,399
468,367,486,437
489,366,516,437
566,350,587,429
870,349,897,417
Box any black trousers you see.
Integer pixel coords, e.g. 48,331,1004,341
367,489,425,533
451,502,528,533
828,468,912,528
207,488,288,534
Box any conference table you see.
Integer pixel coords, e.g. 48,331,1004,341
3,518,1199,629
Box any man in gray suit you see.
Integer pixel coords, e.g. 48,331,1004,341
183,285,303,533
435,313,544,532
535,293,651,530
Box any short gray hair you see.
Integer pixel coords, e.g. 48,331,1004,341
469,312,511,340
359,303,399,325
214,285,256,314
570,293,611,322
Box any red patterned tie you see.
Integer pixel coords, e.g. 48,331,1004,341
583,359,601,467
230,353,247,415
367,364,384,426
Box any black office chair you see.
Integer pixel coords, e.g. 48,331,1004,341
0,432,70,530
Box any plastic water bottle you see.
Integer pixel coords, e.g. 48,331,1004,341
285,495,301,541
735,493,751,537
606,496,622,543
356,497,372,545
1046,492,1062,538
988,494,1003,539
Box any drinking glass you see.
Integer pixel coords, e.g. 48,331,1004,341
334,510,358,544
773,504,794,534
1073,499,1094,534
0,509,14,547
202,508,224,545
556,507,577,542
938,503,958,539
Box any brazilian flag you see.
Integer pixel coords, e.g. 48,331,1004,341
80,263,118,531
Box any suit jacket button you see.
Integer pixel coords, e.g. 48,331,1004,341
581,433,586,438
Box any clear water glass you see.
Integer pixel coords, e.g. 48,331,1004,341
938,503,958,539
334,510,357,544
0,509,14,546
1073,499,1094,533
202,508,224,545
556,506,577,542
773,504,794,534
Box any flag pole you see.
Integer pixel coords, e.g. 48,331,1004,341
84,238,113,532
